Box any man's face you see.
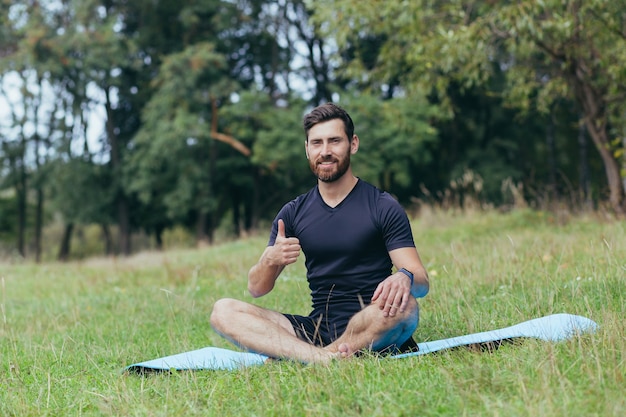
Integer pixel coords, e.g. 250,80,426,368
305,119,358,183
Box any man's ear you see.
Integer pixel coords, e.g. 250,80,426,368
351,135,360,154
305,140,309,159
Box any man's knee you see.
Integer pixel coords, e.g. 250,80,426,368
373,299,419,350
389,297,419,325
210,298,239,331
358,297,419,329
383,298,419,338
391,298,418,332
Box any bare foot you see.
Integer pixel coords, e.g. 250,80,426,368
318,350,343,364
266,349,340,365
322,342,356,361
337,343,355,358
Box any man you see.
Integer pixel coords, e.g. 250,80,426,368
210,102,429,363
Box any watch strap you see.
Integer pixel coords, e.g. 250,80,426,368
398,268,414,286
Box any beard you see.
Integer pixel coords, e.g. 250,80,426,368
309,152,351,183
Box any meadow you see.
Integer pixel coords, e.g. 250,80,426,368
1,210,624,416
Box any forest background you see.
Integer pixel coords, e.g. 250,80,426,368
1,0,625,262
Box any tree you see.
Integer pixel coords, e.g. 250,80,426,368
489,1,626,213
217,91,307,234
128,42,242,244
312,0,626,213
339,93,439,196
281,0,335,104
0,2,62,260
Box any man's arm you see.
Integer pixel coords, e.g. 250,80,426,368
371,247,429,317
391,247,429,298
248,219,301,298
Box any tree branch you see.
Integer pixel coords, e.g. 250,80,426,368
210,96,251,157
588,9,626,40
488,21,512,40
533,38,567,62
209,131,251,157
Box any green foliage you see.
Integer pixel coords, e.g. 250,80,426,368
0,212,624,415
342,93,439,190
127,43,242,231
311,0,626,210
248,95,311,188
48,159,114,224
2,0,625,260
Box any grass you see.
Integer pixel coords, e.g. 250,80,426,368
0,209,624,416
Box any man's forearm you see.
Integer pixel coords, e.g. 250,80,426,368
410,267,429,298
247,251,283,297
398,268,429,298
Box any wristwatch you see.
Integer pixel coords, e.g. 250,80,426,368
398,268,414,286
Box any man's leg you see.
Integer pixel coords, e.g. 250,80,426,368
210,298,339,363
326,298,419,356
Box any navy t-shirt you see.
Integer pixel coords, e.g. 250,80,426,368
268,179,415,326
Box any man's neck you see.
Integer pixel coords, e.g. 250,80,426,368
317,172,358,208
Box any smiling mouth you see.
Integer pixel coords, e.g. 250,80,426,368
318,159,336,165
318,162,336,170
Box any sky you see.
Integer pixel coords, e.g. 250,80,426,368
1,70,107,160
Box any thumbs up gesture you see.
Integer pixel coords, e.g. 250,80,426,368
270,219,301,266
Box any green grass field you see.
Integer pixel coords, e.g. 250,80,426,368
1,210,624,416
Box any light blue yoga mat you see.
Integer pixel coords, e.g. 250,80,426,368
125,313,597,374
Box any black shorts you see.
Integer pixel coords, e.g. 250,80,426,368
283,313,342,347
283,313,418,354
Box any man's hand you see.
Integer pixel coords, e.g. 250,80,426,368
264,219,301,266
371,272,412,317
248,219,300,297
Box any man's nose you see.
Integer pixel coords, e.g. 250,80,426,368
321,142,331,155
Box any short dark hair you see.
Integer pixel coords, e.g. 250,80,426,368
303,102,355,141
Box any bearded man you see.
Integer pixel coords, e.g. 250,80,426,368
210,103,429,363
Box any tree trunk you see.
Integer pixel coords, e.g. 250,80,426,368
244,182,254,235
583,119,624,214
195,212,211,246
105,86,132,255
16,152,26,258
572,74,625,214
34,187,43,262
232,187,241,237
546,115,558,203
578,117,592,210
154,224,164,250
101,224,113,255
58,223,74,261
117,199,131,255
32,73,45,263
249,168,261,231
622,131,626,197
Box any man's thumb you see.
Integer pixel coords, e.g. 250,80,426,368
277,219,286,238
